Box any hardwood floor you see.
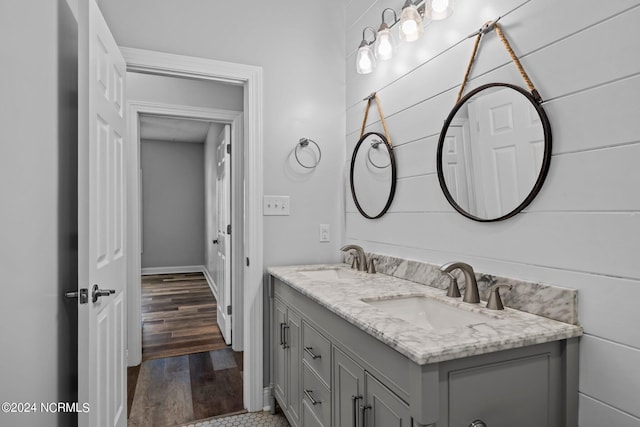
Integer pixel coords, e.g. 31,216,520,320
141,272,229,361
128,349,244,426
129,273,243,426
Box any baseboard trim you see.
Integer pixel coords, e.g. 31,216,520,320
263,387,272,412
141,265,205,275
202,267,219,301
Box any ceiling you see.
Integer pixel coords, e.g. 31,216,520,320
139,115,222,143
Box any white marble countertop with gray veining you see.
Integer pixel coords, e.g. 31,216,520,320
268,264,583,365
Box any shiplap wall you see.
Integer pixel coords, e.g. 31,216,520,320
344,0,640,424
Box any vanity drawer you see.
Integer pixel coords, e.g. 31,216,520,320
302,320,331,387
303,362,331,427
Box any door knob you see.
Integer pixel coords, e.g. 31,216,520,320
92,284,115,303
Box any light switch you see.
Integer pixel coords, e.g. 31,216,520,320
319,224,330,242
263,195,290,216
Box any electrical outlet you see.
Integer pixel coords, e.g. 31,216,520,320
319,224,330,242
263,195,290,216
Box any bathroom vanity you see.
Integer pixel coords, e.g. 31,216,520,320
268,264,582,427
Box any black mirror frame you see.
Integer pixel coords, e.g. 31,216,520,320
436,83,552,222
350,131,397,219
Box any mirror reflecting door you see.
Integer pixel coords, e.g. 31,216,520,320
437,83,552,221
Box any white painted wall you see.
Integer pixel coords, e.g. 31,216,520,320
140,139,206,269
98,0,347,269
345,0,640,425
0,1,78,426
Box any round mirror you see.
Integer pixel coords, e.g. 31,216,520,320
350,132,397,219
437,83,552,221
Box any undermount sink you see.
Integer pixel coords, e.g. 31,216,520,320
299,268,362,282
363,295,495,331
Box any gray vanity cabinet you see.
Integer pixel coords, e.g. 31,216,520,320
333,347,364,427
269,276,578,427
365,372,411,427
273,298,302,427
333,347,410,427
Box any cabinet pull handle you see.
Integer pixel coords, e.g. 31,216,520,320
304,346,321,359
304,389,321,405
283,324,290,349
351,395,362,427
279,322,285,348
360,404,371,427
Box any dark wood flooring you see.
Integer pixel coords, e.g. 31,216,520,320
127,349,244,426
129,273,243,426
141,272,229,361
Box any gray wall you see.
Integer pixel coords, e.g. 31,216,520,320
0,0,78,426
345,1,640,425
141,139,205,268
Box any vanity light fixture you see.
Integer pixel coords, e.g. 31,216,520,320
375,9,398,61
426,0,455,20
356,27,377,74
399,0,425,42
355,0,455,74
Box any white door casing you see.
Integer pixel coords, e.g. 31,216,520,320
216,124,232,344
442,120,475,214
122,48,263,412
78,0,127,426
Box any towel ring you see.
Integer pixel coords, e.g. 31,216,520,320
367,140,391,168
295,138,322,169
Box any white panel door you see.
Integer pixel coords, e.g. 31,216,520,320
468,88,544,218
78,1,127,426
216,125,232,345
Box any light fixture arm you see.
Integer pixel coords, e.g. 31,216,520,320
381,8,398,28
361,26,377,46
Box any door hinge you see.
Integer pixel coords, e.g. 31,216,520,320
226,144,231,154
227,224,231,234
227,305,232,315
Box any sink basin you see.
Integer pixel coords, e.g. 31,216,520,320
299,268,361,282
364,295,493,331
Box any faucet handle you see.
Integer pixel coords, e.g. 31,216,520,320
367,258,376,274
350,255,359,270
444,273,461,298
486,284,512,310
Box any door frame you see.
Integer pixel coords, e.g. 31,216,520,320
127,101,242,357
122,47,264,412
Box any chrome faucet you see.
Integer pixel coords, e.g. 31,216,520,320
440,261,480,303
341,245,367,272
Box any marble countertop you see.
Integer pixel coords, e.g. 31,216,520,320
268,264,583,365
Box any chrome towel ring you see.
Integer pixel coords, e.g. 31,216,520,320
295,137,322,169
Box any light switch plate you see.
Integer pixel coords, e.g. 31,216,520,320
319,224,330,242
263,195,290,216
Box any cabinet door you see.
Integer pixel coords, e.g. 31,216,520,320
365,372,411,427
273,299,288,405
333,348,365,427
287,309,302,426
447,354,550,427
